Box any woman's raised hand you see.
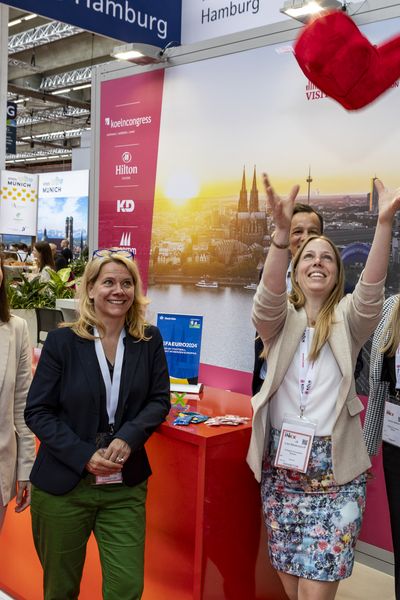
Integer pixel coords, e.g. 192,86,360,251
263,173,300,233
376,179,400,224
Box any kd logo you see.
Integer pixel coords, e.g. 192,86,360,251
117,199,135,212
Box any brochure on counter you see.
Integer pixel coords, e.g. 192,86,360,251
170,382,204,394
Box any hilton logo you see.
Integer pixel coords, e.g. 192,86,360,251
122,151,132,163
117,199,135,213
116,165,138,175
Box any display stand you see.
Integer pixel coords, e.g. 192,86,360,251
0,386,285,600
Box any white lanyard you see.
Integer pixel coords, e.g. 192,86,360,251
395,345,400,390
94,327,126,425
299,328,315,417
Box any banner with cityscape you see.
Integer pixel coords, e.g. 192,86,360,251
146,17,400,389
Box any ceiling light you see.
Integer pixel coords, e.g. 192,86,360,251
51,87,71,95
280,0,342,21
111,43,167,65
24,14,37,21
71,83,91,91
9,18,22,27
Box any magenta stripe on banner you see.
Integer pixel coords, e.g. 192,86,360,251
98,70,164,290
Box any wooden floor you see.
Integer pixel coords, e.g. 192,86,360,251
336,561,395,600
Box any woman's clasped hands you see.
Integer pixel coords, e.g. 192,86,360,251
85,438,131,476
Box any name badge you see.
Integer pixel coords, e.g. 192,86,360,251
95,472,123,485
382,400,400,448
274,416,316,473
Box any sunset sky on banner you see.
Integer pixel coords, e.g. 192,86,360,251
155,18,400,203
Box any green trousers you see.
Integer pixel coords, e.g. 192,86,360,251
31,478,147,600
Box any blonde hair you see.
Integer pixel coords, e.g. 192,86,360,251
381,296,400,356
289,235,345,362
63,255,150,341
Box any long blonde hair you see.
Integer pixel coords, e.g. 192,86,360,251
381,296,400,356
64,255,150,341
289,235,345,361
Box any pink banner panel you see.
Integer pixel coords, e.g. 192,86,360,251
99,70,164,290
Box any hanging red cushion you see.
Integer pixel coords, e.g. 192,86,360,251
294,10,400,110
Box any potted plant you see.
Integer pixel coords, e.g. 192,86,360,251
69,256,87,278
44,268,76,307
6,268,76,346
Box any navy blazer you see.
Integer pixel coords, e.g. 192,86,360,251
25,325,170,495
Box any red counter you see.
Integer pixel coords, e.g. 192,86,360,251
0,386,284,600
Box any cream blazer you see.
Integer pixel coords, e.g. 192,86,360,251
0,315,35,505
247,275,384,486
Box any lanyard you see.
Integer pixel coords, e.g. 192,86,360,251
396,345,400,390
299,328,315,418
93,327,126,425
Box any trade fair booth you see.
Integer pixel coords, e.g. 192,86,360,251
1,1,400,598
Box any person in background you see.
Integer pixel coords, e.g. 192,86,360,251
33,241,55,282
16,243,29,262
364,294,400,600
49,243,67,271
0,257,35,532
247,175,400,600
23,245,34,265
252,203,324,395
25,249,170,600
61,239,73,264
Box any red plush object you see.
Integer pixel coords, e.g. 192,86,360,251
294,10,400,110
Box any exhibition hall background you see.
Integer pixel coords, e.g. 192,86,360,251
0,0,398,585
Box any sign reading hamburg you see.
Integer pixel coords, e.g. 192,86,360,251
7,0,182,46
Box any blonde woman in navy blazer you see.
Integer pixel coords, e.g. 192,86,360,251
0,258,35,531
247,175,400,600
25,251,170,600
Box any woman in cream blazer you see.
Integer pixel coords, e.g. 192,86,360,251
247,175,400,600
0,259,35,530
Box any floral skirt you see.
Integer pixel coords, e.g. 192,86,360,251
261,428,367,581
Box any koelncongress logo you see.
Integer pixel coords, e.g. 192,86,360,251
104,115,152,129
